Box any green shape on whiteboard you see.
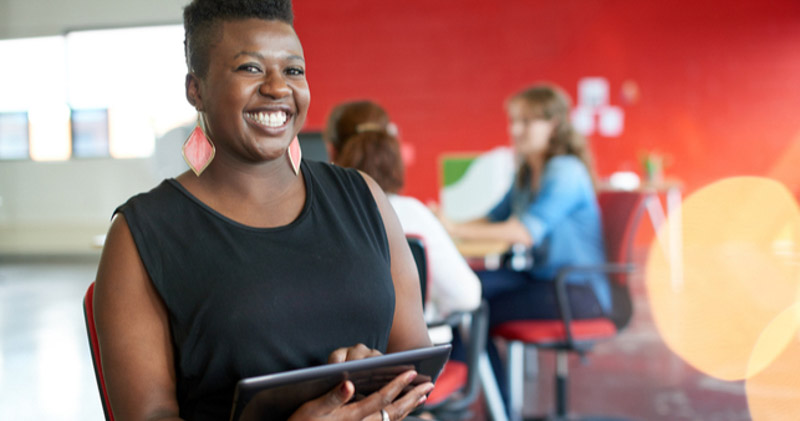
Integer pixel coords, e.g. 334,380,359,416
442,157,475,187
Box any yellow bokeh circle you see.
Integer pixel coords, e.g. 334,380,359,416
646,176,800,381
746,303,800,420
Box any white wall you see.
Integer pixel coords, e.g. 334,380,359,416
0,0,186,40
0,123,192,256
0,159,155,255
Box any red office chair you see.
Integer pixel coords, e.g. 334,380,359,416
491,191,647,421
406,236,489,419
83,282,115,421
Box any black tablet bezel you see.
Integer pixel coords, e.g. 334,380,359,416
229,344,452,421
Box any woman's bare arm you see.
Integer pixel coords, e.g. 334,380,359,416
448,217,533,247
94,214,183,421
430,202,533,247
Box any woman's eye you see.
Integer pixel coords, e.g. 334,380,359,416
237,64,262,73
286,67,305,76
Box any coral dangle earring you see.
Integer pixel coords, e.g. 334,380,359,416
182,115,215,176
287,136,302,175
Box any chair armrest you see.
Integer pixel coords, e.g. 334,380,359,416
552,263,637,348
426,311,469,329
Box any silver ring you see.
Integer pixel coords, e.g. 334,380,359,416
380,409,390,421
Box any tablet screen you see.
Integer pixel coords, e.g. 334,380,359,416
229,344,451,421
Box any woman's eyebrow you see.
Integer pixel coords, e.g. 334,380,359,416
233,51,305,62
234,51,265,60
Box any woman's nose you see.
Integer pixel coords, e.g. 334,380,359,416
259,72,291,98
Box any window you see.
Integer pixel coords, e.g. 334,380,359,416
71,109,109,158
0,111,29,160
0,36,68,161
0,26,195,161
66,25,193,159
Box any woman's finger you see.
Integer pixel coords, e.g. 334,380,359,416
328,347,349,364
345,370,418,420
328,344,383,364
287,381,355,420
346,344,382,361
382,380,436,421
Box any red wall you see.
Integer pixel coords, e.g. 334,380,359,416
294,0,800,203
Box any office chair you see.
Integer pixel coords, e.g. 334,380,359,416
490,191,647,421
407,235,429,305
406,235,492,419
83,282,115,421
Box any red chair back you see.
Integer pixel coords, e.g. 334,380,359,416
83,282,115,421
597,191,647,274
597,191,647,329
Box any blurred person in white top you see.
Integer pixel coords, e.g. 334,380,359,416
326,101,481,338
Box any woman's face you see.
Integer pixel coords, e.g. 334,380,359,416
187,18,310,164
507,99,555,158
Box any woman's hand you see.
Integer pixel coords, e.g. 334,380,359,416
287,344,434,420
327,343,383,364
288,370,434,421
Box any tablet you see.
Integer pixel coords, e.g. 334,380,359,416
229,344,452,421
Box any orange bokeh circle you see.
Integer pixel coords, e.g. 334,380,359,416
646,177,800,381
746,303,800,420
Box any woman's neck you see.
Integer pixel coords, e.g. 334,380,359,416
176,157,306,228
525,151,545,173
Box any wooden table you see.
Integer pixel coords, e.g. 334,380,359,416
454,239,513,271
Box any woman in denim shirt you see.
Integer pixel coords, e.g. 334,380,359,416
442,83,608,400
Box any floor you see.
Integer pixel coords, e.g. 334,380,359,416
0,256,753,421
0,256,104,421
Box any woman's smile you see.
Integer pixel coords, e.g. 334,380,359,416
244,108,292,132
245,110,287,127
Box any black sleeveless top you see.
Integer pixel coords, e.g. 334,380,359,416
115,160,394,420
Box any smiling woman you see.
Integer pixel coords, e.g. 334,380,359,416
185,18,310,170
91,1,433,420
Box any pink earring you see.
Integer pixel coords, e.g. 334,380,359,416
182,115,215,176
287,136,302,175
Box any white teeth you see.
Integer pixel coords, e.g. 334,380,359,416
246,111,288,127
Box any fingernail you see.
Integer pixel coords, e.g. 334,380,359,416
424,383,435,393
417,394,428,406
406,371,418,382
339,381,351,396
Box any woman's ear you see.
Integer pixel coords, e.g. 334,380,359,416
185,73,203,111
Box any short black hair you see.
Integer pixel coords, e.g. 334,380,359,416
183,0,294,77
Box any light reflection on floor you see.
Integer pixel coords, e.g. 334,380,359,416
0,258,104,421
